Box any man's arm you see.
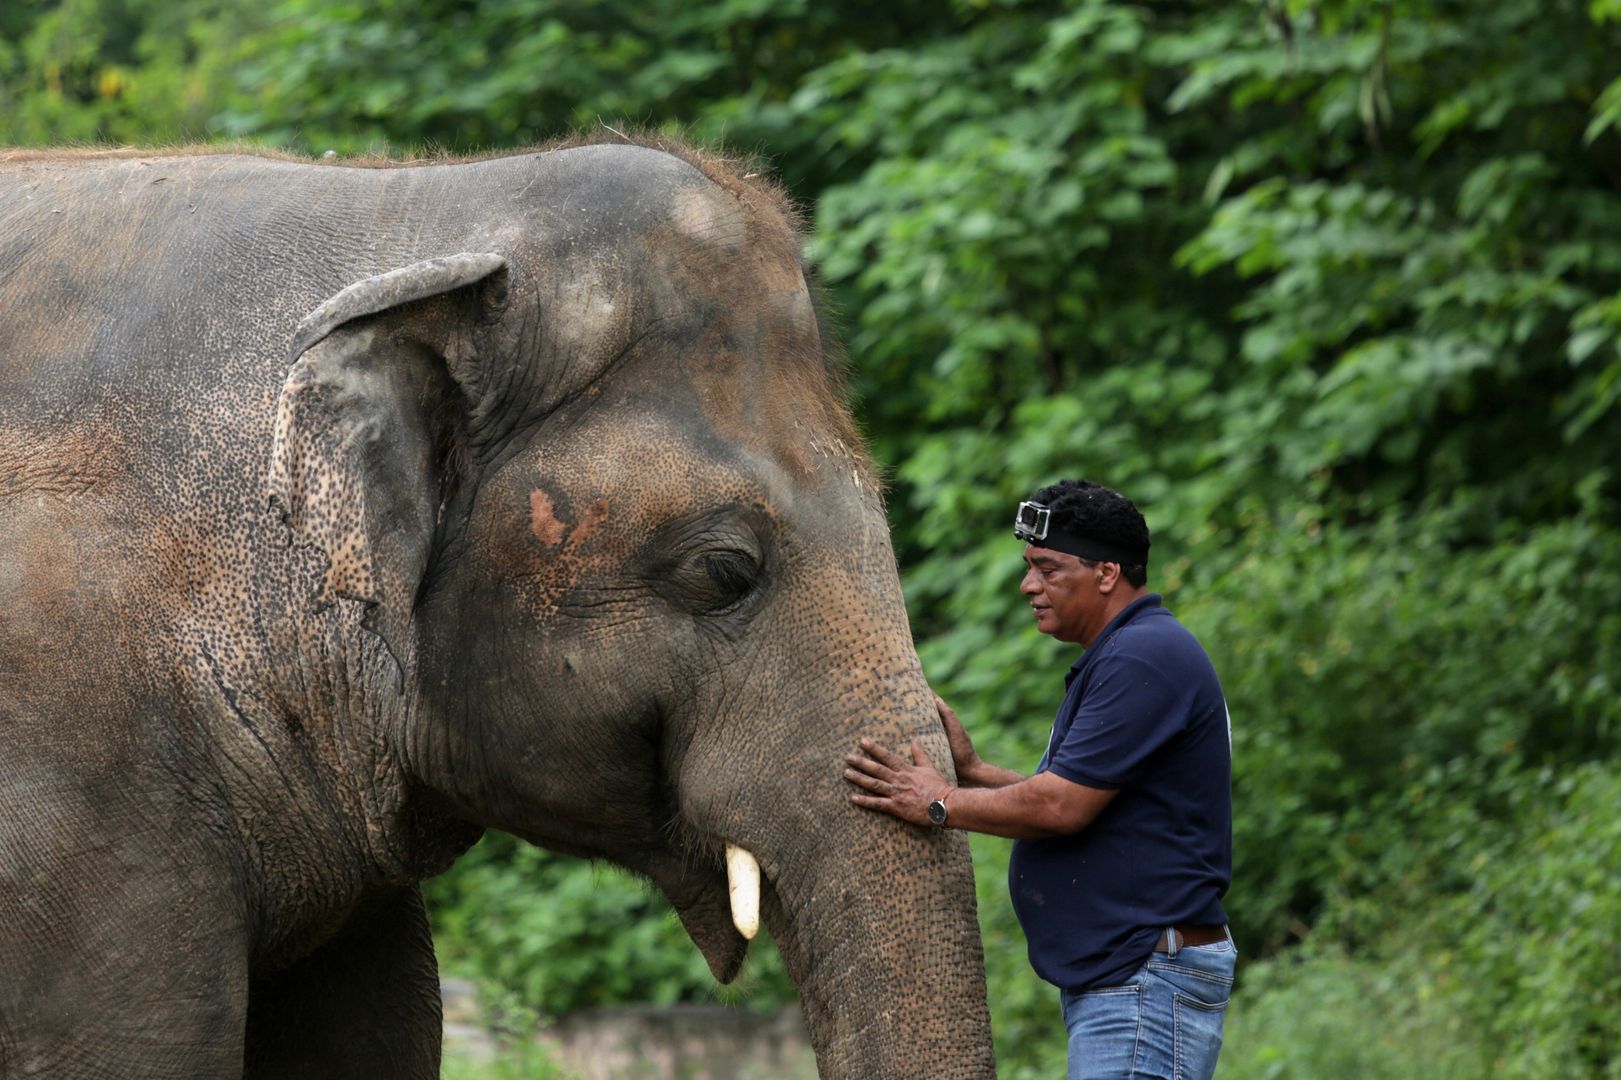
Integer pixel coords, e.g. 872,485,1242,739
938,769,1117,838
844,738,1118,839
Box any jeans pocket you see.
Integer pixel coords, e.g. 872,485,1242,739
1063,984,1144,1080
1147,943,1235,1004
1172,990,1227,1080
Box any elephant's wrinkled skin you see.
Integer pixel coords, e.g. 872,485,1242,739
0,141,994,1078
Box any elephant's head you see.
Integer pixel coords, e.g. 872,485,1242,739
267,141,994,1077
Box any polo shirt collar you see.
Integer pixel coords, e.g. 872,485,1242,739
1066,593,1163,682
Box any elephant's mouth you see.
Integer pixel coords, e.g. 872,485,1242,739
649,842,770,984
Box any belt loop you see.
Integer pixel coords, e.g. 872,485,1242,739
1165,927,1181,959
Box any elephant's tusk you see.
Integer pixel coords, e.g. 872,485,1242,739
725,843,760,940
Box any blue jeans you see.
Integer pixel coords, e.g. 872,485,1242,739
1060,935,1236,1080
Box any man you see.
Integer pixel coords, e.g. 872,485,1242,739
845,478,1234,1080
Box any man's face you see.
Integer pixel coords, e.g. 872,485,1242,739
1020,545,1107,645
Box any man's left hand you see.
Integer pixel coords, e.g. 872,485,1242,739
844,738,949,826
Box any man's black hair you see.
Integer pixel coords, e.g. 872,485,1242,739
1028,479,1151,587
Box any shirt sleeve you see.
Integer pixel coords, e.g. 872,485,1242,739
1045,653,1185,789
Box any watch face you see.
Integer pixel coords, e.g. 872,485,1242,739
927,799,948,826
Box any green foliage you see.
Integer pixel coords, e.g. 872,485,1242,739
1200,493,1621,948
4,0,1620,1072
1222,762,1621,1079
1220,947,1491,1079
0,0,253,144
213,0,942,160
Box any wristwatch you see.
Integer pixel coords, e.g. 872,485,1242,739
927,787,955,827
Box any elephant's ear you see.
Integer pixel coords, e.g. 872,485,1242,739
268,253,508,658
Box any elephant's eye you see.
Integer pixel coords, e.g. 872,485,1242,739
647,509,770,619
694,548,761,615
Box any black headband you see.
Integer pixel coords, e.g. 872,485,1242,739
1014,499,1148,566
1032,528,1148,567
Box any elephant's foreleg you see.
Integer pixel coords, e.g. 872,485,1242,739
0,779,251,1079
243,884,441,1080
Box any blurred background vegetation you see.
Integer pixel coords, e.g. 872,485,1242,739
6,0,1620,1075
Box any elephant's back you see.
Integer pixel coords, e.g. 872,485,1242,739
0,156,461,516
2,155,375,419
0,143,723,481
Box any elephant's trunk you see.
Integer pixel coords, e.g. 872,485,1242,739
752,774,995,1078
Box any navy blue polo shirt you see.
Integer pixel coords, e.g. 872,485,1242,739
1008,594,1232,992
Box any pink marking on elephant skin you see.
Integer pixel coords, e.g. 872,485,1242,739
529,489,566,546
566,499,610,549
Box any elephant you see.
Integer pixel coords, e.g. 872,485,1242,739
0,137,995,1078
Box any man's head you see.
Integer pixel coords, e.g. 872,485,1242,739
1017,479,1150,586
1015,480,1150,646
